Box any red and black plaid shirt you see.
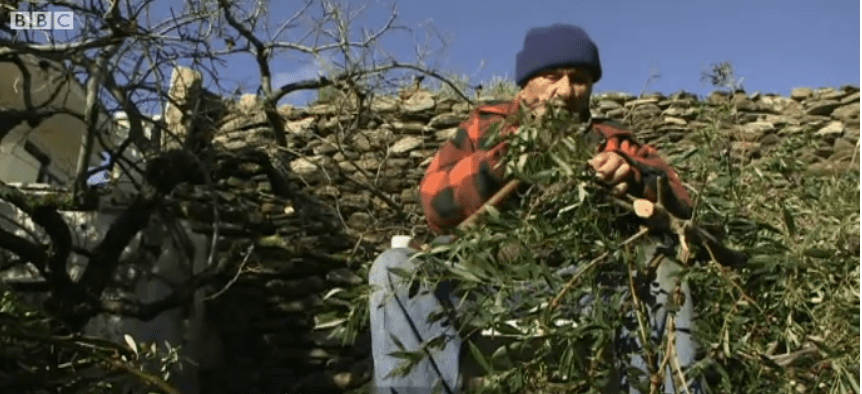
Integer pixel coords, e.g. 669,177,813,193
419,98,693,234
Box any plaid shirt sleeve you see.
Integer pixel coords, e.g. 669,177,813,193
418,106,516,234
419,109,694,234
592,120,693,219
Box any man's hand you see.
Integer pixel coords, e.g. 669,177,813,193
588,151,633,196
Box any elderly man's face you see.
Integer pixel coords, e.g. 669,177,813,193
516,67,594,118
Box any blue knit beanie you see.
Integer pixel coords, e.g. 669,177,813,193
515,24,602,87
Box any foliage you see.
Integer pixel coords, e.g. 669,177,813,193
702,61,746,93
0,288,185,393
337,91,860,393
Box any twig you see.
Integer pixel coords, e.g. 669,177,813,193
629,254,659,389
766,343,822,368
457,180,522,231
545,227,650,314
0,329,181,394
204,243,254,301
664,306,693,394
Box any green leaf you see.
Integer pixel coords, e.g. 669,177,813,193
389,333,406,351
781,203,796,237
448,265,483,283
549,153,574,177
123,334,138,356
467,340,494,374
386,266,413,280
803,248,833,259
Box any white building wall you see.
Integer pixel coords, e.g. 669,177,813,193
0,52,109,184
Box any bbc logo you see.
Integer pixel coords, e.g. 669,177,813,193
10,11,75,30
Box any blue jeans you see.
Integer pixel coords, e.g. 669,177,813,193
368,240,706,393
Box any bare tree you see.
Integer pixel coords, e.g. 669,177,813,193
0,0,475,392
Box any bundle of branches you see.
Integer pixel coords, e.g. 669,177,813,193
376,106,708,393
354,103,860,393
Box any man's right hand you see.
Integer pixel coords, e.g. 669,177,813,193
588,151,634,196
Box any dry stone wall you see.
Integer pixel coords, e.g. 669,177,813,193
181,84,859,393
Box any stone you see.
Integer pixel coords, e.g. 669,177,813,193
285,117,316,136
640,92,666,100
351,134,372,152
270,295,322,313
759,114,796,127
844,127,860,143
340,193,370,210
597,91,635,104
624,98,660,108
402,91,435,113
399,189,416,203
833,137,858,159
338,160,357,173
805,100,841,116
820,90,850,101
304,103,332,116
669,90,697,100
662,106,699,120
265,277,325,297
435,127,458,140
236,94,260,113
731,141,761,159
596,100,622,111
760,133,781,146
662,116,687,126
802,115,833,130
347,212,373,230
370,96,398,112
390,137,424,154
452,102,472,113
630,104,662,118
840,92,860,105
657,99,695,109
738,113,760,123
356,157,381,171
327,267,363,286
706,91,730,105
277,104,293,117
391,121,431,134
815,121,845,136
758,96,802,115
289,156,329,177
779,125,806,135
790,87,813,101
428,113,464,129
831,103,860,122
814,144,834,159
221,139,247,150
738,122,775,141
380,178,404,193
734,99,758,112
313,139,339,155
605,108,626,119
656,125,690,136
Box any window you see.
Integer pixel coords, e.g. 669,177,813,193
24,141,62,185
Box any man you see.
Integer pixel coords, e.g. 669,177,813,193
369,24,703,393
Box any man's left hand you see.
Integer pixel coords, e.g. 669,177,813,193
588,151,634,196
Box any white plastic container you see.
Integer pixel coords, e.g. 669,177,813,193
390,235,413,249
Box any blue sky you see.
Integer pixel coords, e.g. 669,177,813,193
197,0,860,107
36,0,860,109
36,0,848,182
